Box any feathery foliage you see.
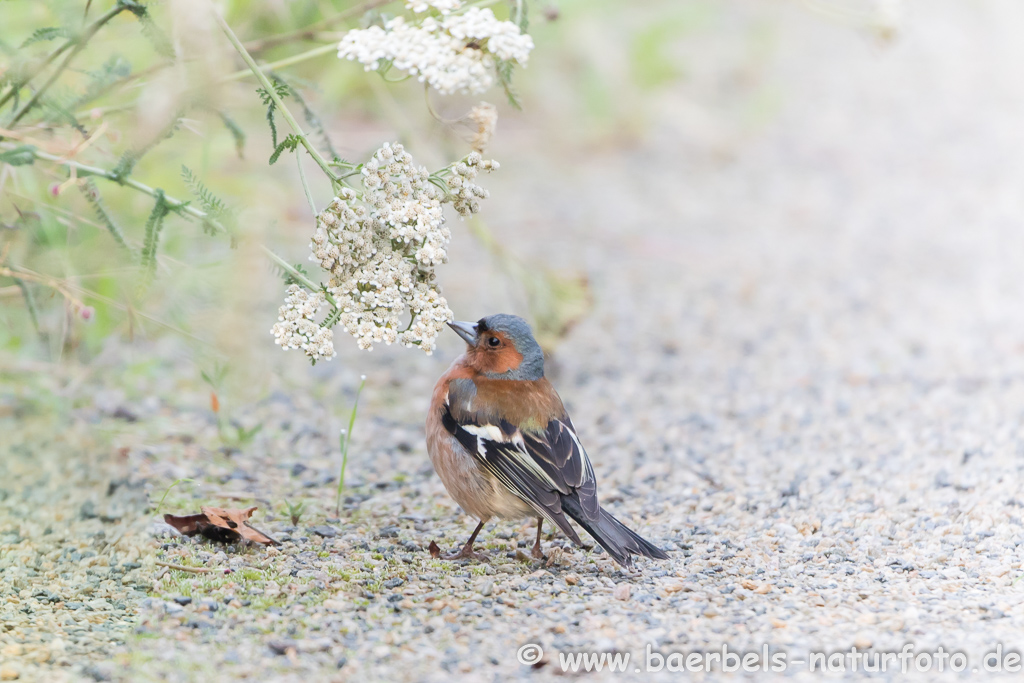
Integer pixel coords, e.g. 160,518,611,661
79,180,131,252
257,81,291,149
217,111,246,159
20,27,70,48
180,166,228,218
268,134,301,166
140,191,170,275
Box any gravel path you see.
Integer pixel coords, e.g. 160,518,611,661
6,1,1024,680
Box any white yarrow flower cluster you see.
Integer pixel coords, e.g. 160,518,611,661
444,150,498,216
337,3,534,95
271,284,337,362
303,142,498,354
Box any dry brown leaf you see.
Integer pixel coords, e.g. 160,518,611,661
428,540,441,558
163,506,278,545
163,513,208,536
201,506,278,545
163,512,237,544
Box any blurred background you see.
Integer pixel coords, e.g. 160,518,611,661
10,1,1024,678
3,0,1024,453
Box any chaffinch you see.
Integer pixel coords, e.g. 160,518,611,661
426,313,668,569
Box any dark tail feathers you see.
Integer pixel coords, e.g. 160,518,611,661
561,496,669,569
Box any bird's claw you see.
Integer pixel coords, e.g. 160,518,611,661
445,548,490,562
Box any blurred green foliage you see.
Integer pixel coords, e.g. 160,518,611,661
0,0,709,369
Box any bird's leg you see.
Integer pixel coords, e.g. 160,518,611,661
532,518,545,559
446,519,489,562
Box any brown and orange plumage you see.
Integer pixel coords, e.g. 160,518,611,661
425,314,668,569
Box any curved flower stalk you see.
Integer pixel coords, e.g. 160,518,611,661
271,142,499,360
338,0,534,95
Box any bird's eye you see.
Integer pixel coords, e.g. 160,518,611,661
487,336,501,347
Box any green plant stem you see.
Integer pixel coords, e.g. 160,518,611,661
14,145,229,235
222,43,340,83
296,153,317,214
155,478,195,515
4,4,128,126
336,376,366,516
259,245,339,309
210,6,340,183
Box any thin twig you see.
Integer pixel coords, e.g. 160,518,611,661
0,265,88,312
242,0,392,52
155,561,216,574
0,263,212,345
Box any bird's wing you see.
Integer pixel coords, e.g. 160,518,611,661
440,379,601,529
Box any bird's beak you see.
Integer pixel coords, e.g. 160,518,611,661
447,320,478,345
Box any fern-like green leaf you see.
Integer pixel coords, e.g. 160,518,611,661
273,75,338,160
322,306,342,329
217,111,246,159
180,165,228,217
495,59,522,110
268,134,301,166
140,191,170,275
121,1,175,58
257,81,290,149
79,180,131,252
20,27,70,48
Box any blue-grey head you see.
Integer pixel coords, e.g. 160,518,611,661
448,314,544,380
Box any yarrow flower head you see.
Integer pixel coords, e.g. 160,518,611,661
337,1,534,95
270,284,337,362
286,142,498,356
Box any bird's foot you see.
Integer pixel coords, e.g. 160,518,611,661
531,543,545,560
445,546,490,562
